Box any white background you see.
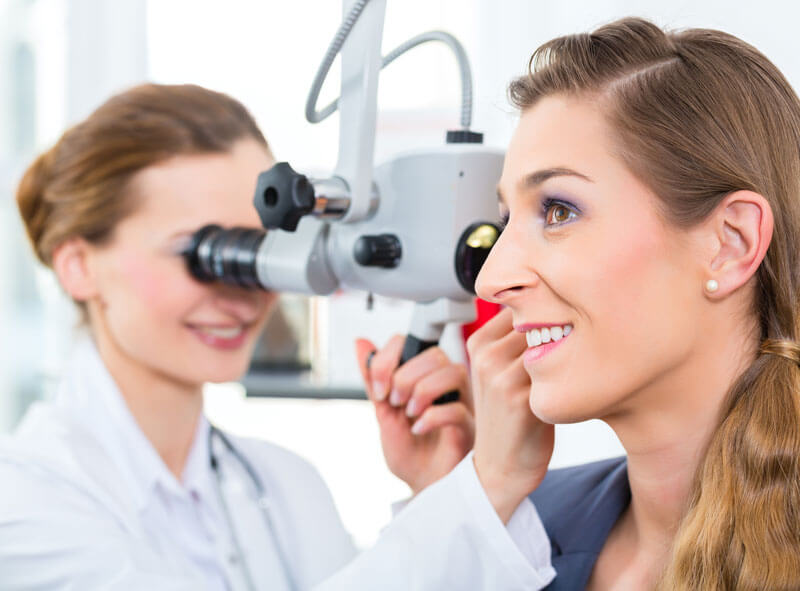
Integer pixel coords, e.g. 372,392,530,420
2,0,799,547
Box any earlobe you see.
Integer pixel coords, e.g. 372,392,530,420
705,190,773,298
51,238,99,301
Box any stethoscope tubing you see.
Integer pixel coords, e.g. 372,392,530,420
208,425,299,591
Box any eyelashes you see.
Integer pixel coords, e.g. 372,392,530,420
499,211,510,231
541,197,579,225
498,195,581,231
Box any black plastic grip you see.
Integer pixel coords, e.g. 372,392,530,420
400,335,460,405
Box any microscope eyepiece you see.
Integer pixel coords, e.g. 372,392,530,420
183,225,267,289
454,222,501,294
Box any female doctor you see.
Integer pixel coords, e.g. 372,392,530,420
0,83,555,590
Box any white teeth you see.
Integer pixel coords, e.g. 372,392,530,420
525,324,572,349
526,330,542,347
197,326,243,339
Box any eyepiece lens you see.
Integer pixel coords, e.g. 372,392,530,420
183,225,266,289
455,222,501,294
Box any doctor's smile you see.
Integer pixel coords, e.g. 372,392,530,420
186,322,254,350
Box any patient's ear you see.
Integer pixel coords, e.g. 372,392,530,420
51,238,99,302
700,190,773,298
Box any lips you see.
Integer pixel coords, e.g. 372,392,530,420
525,324,573,348
194,325,244,339
186,323,251,350
515,322,574,365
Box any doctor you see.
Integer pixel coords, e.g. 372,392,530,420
0,83,555,590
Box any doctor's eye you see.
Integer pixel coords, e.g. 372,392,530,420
542,198,578,226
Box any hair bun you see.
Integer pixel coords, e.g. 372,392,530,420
16,148,56,265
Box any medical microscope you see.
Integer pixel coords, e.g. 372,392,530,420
182,0,503,386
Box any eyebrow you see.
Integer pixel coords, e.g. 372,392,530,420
496,167,594,204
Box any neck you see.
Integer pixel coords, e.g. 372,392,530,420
605,313,758,555
91,324,204,481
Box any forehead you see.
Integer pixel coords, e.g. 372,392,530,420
500,95,620,194
127,140,273,232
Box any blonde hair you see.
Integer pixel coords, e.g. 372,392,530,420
509,18,800,589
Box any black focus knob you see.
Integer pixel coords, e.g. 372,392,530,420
253,162,315,232
353,234,402,268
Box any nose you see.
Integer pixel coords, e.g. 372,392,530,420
474,224,538,305
211,283,273,320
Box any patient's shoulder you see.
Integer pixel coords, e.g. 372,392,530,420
529,457,627,519
538,456,626,492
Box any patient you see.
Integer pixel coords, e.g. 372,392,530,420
467,17,800,590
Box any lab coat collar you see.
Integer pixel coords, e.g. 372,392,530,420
56,337,215,516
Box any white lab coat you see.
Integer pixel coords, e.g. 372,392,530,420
0,339,555,590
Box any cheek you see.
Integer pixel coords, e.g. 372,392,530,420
539,222,671,325
122,256,168,307
532,222,696,421
108,250,201,321
587,225,670,322
261,293,280,321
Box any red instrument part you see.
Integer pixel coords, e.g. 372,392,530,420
462,299,502,356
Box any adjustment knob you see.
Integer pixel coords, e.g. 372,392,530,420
253,162,315,232
353,234,402,268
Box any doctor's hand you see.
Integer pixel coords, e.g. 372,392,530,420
467,308,554,523
355,336,474,496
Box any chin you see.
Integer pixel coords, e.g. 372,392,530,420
529,384,597,425
197,358,252,384
169,348,252,385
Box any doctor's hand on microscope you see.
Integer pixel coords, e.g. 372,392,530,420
355,337,474,496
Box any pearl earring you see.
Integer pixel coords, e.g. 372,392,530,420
706,279,719,293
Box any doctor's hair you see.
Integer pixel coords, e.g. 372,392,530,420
510,17,800,590
17,83,269,267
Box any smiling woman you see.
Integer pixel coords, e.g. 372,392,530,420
18,85,279,399
68,141,278,384
467,17,800,591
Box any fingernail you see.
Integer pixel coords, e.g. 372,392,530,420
406,399,418,418
411,419,425,435
373,381,387,401
389,389,402,407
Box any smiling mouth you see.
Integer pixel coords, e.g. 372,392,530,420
525,324,573,348
186,322,255,350
191,325,245,339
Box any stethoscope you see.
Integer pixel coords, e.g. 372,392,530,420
208,425,299,591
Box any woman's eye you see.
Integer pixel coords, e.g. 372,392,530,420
544,202,577,225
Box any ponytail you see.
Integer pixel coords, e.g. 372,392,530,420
661,343,800,589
